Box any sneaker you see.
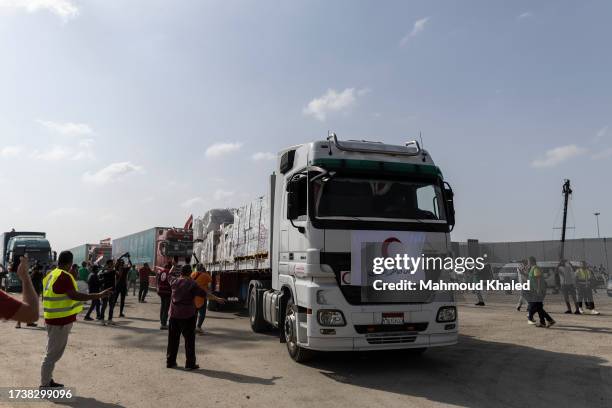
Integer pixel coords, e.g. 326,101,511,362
546,320,556,328
528,319,536,325
516,305,522,311
27,323,38,327
195,327,204,335
591,309,601,315
475,302,485,306
119,314,125,318
535,322,545,328
564,310,572,314
40,380,64,388
574,310,581,315
185,364,200,371
84,316,94,321
166,362,177,369
15,323,21,329
107,320,116,326
160,325,168,330
579,308,585,314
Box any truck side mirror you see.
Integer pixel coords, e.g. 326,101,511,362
443,182,455,232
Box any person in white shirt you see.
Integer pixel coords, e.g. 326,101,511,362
557,259,579,314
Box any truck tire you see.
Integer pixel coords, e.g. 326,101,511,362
284,298,313,363
248,286,268,333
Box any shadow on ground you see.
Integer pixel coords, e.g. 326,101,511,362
303,334,611,408
54,396,124,408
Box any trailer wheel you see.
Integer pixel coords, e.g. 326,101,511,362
248,286,268,333
284,298,313,363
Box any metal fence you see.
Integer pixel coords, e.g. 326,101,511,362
453,238,611,271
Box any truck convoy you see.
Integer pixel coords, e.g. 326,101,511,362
112,227,193,286
193,134,458,361
0,230,55,292
66,242,113,266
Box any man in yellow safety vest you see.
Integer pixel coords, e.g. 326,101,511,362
40,251,113,389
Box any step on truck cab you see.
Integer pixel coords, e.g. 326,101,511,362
250,134,458,361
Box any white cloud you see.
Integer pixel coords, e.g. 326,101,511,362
213,189,234,201
31,146,71,161
205,142,242,158
592,147,612,160
518,11,534,20
531,144,587,168
38,120,93,136
252,152,276,161
594,126,608,142
82,162,144,185
181,197,206,208
0,0,79,21
303,88,366,121
400,17,430,46
0,145,23,158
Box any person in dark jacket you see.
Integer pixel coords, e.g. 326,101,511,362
99,260,117,325
166,264,225,370
156,262,173,330
84,265,102,320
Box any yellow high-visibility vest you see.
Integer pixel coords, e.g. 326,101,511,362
42,268,83,319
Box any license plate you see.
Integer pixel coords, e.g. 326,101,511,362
382,312,404,325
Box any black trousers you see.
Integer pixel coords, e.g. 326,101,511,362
139,280,149,301
85,298,101,319
100,292,116,320
159,295,171,327
113,284,127,316
528,302,553,325
166,316,197,367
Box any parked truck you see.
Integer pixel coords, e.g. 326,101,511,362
112,227,193,287
195,134,458,362
65,243,113,266
0,231,55,292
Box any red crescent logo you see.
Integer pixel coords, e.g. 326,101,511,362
382,237,401,257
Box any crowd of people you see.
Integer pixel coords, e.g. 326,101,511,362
0,252,224,388
468,256,604,327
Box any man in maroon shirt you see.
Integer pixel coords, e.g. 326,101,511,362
0,255,38,323
40,251,113,388
138,263,151,303
166,264,225,370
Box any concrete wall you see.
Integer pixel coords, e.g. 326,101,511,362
453,238,611,271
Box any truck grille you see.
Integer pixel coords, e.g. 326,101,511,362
365,334,417,345
354,322,428,334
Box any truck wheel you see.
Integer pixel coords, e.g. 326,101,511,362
284,298,313,363
249,287,268,333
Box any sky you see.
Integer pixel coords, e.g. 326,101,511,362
0,0,611,251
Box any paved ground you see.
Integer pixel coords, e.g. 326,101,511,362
1,290,611,408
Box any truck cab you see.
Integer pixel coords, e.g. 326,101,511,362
250,135,458,361
3,235,54,291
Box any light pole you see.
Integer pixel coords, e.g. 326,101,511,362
594,212,601,238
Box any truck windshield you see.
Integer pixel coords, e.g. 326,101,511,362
312,177,446,222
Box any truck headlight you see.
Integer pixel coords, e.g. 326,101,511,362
317,309,346,327
316,290,329,305
436,306,456,322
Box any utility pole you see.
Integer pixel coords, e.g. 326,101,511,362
560,179,572,259
594,212,601,238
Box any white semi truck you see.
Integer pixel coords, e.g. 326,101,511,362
198,134,458,362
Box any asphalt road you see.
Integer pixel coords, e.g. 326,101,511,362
1,290,611,408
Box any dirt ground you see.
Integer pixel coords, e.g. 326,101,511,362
1,290,611,408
